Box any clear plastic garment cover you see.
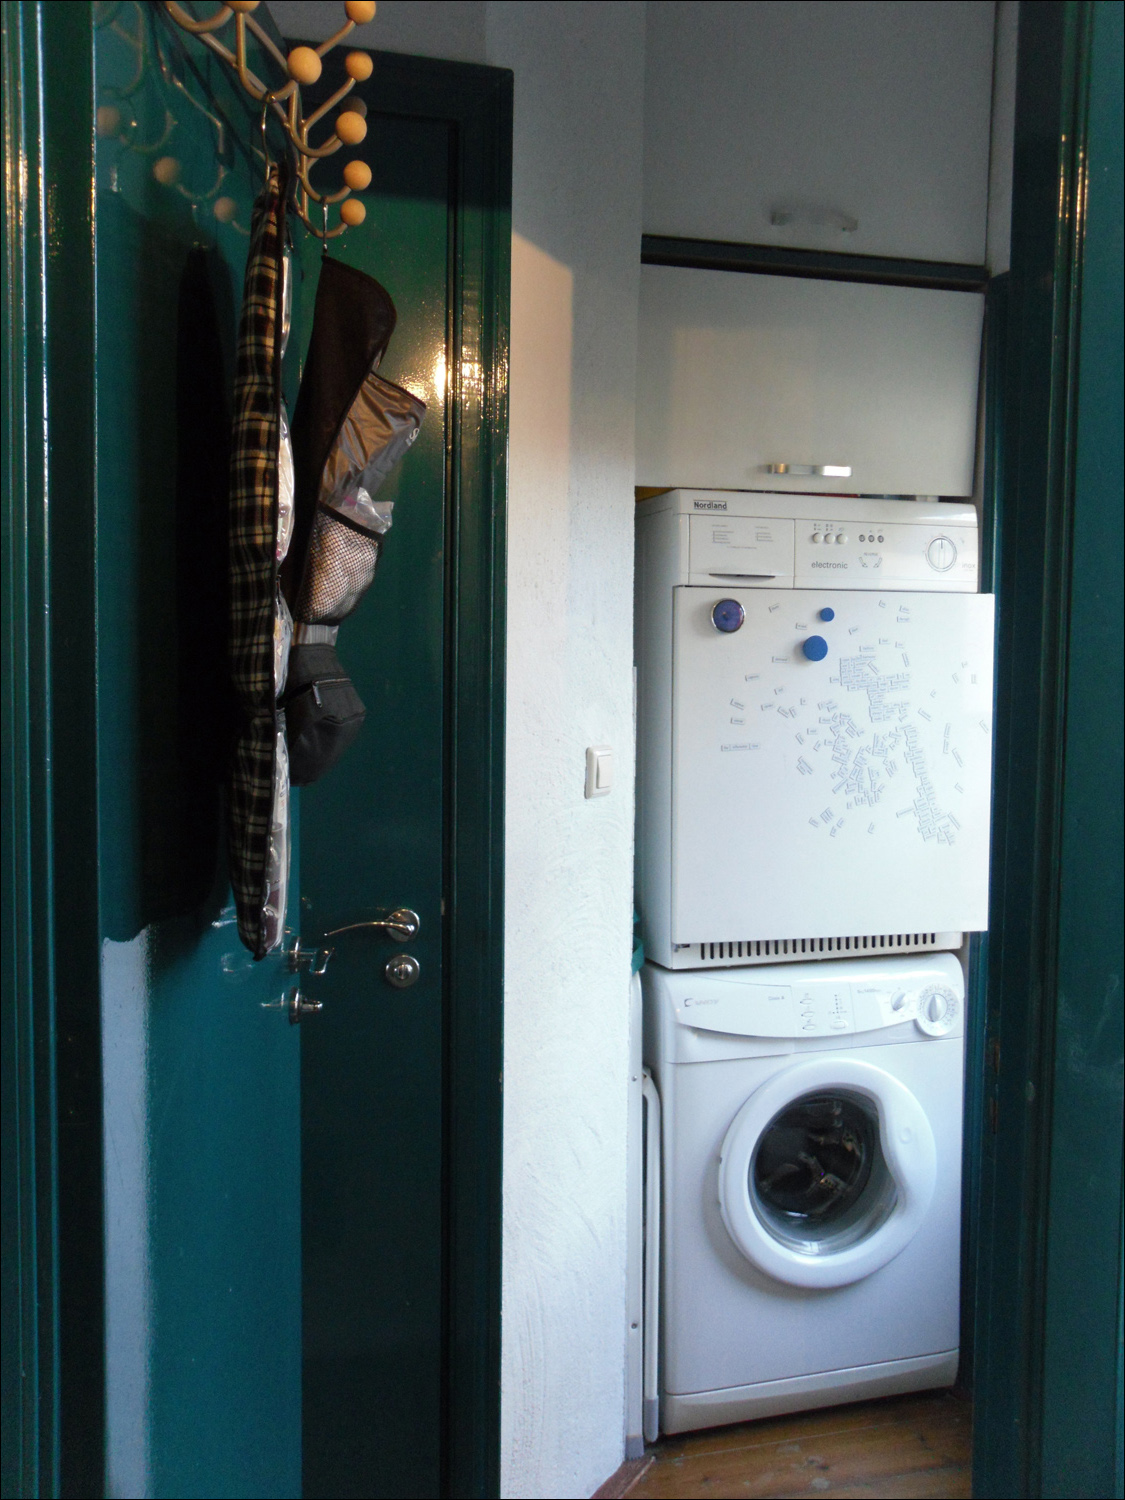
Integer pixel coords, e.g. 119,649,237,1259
283,255,425,788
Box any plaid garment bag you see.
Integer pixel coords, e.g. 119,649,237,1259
228,164,294,957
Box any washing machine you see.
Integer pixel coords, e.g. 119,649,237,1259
643,952,964,1434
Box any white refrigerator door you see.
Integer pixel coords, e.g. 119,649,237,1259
671,587,995,942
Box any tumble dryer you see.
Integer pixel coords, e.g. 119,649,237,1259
643,952,965,1434
635,490,995,968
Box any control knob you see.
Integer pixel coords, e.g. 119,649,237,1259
926,535,957,572
915,985,959,1036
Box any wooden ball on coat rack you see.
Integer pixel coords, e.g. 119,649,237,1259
345,50,373,81
287,46,322,86
153,156,181,185
336,110,367,146
345,2,377,23
340,198,366,227
343,159,372,191
226,2,260,11
213,197,237,224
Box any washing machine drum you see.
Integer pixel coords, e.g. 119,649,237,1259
718,1058,937,1289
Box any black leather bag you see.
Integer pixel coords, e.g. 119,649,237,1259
282,641,367,786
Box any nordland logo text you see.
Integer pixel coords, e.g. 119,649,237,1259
693,499,728,511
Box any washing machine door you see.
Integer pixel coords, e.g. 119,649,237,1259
718,1057,937,1289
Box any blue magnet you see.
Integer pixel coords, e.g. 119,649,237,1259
802,635,829,661
818,607,835,622
711,598,745,633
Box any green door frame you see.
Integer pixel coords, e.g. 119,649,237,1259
971,3,1124,1496
10,2,1120,1497
342,48,512,1500
2,5,104,1496
2,7,509,1497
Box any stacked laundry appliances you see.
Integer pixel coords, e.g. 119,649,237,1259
635,490,994,1433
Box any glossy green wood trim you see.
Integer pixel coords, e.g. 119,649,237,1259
364,54,511,1500
973,4,1124,1495
439,67,510,1500
1039,1,1124,1492
2,6,59,1496
292,48,511,1498
957,277,1010,1409
973,1,1086,1487
38,5,105,1495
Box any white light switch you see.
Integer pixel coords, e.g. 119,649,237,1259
585,745,613,798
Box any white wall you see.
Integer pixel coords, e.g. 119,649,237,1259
269,5,645,1496
485,7,644,1494
643,0,996,264
270,0,488,64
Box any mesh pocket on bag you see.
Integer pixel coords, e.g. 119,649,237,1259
296,507,382,624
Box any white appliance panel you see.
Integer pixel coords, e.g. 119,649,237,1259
636,267,984,497
643,956,966,1429
658,1036,963,1401
690,514,796,585
670,587,994,942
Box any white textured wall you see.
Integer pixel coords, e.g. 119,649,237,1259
484,7,644,1493
269,0,487,63
270,5,645,1495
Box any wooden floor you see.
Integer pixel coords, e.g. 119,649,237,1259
624,1391,972,1500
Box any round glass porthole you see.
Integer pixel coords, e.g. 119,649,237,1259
750,1090,898,1255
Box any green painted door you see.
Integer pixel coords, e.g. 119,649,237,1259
5,11,506,1496
294,104,452,1500
972,3,1124,1496
93,9,301,1497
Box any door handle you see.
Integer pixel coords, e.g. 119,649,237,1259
286,936,334,976
324,907,421,943
262,986,325,1024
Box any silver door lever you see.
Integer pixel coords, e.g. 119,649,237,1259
324,907,421,943
287,936,334,976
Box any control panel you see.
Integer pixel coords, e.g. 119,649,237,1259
670,971,963,1040
794,520,977,590
673,493,980,594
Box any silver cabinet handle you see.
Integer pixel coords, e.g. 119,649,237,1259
766,464,852,478
325,907,420,943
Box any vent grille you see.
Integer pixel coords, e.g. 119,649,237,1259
673,932,961,969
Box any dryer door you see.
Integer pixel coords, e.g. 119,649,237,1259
718,1057,936,1289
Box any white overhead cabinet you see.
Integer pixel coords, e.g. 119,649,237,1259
635,266,985,498
643,1,995,265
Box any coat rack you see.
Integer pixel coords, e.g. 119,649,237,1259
161,0,377,241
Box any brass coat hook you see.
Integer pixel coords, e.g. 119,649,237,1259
161,0,376,240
